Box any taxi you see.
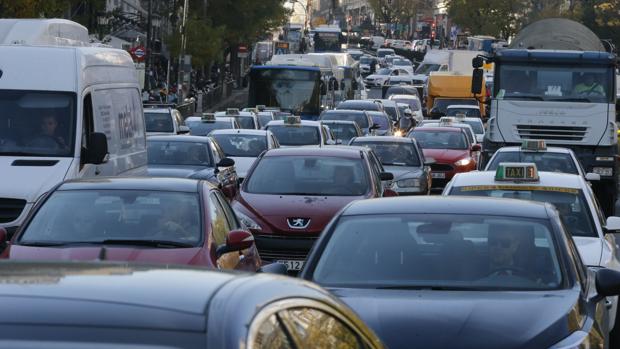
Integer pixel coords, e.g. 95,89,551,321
215,108,259,130
186,113,239,136
485,140,600,181
265,115,336,147
443,162,620,334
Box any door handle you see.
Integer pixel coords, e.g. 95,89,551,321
606,298,613,310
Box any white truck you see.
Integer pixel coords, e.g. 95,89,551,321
0,19,147,236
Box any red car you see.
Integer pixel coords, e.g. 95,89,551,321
233,147,396,272
0,177,261,272
408,126,480,189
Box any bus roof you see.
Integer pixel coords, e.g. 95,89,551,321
251,65,321,72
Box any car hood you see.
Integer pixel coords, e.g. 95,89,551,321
0,157,73,203
422,149,470,164
4,245,205,265
237,193,362,234
383,165,424,181
411,74,428,81
330,287,576,349
229,157,257,178
365,74,387,80
573,236,603,267
147,165,216,180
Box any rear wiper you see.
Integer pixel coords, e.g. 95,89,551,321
100,239,194,248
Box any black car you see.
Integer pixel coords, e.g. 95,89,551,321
301,196,620,349
147,135,238,199
336,100,384,112
0,261,385,349
320,109,376,136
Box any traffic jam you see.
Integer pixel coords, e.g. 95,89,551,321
1,13,620,349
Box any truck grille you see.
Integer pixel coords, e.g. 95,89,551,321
431,164,454,172
0,198,26,223
516,125,588,142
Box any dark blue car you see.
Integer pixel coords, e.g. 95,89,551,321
301,196,620,349
0,261,384,349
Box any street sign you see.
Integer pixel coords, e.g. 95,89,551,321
130,45,146,62
275,41,289,55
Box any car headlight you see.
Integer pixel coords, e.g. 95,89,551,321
592,167,613,176
455,158,472,167
394,130,403,137
235,210,262,230
396,178,420,187
548,330,588,349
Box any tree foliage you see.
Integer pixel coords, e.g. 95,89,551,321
447,0,528,39
368,0,432,25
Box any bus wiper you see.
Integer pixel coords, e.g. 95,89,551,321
100,239,194,248
551,97,592,102
504,95,544,101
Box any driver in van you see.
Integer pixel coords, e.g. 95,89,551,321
29,114,69,151
573,73,605,96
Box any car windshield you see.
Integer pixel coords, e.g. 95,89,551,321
392,98,420,111
325,123,358,143
0,90,76,157
447,107,481,118
267,125,320,146
382,107,398,122
415,63,441,75
312,214,563,290
212,134,267,157
147,140,212,166
20,190,202,246
377,50,393,58
352,142,420,166
246,156,369,196
486,152,579,175
235,116,257,129
460,120,484,134
188,121,233,136
376,68,391,75
433,99,478,114
322,112,370,129
410,130,468,150
497,63,613,103
370,114,391,130
257,114,274,128
145,112,174,133
393,60,410,66
360,57,373,64
337,102,380,112
449,187,596,237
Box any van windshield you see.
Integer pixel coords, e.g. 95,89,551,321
0,90,76,157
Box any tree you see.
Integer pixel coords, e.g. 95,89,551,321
447,0,528,39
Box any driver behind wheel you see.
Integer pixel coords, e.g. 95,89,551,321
487,226,524,276
29,114,69,151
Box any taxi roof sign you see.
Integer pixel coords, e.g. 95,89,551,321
201,113,216,122
226,108,240,115
521,139,546,151
495,162,539,182
284,115,302,125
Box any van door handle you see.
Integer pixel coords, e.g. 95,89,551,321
606,298,613,309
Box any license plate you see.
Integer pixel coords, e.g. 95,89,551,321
277,260,305,271
432,172,445,179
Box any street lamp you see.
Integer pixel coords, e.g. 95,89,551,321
288,0,310,30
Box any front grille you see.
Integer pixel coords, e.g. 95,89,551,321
431,178,450,189
0,198,26,223
431,163,454,172
254,234,317,262
259,249,309,261
516,125,588,142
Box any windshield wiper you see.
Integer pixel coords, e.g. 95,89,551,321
504,95,544,101
18,241,70,247
376,285,486,291
100,239,194,248
551,97,592,102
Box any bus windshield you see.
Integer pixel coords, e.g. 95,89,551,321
249,68,321,115
314,31,342,52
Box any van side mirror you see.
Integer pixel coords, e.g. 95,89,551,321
472,68,484,95
216,229,254,258
178,125,190,134
472,56,485,68
217,157,235,168
380,172,394,181
86,132,109,164
471,144,481,152
596,269,620,297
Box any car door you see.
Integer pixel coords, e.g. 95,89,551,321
207,190,241,270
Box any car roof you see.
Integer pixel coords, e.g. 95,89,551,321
338,100,378,106
324,109,368,115
263,147,363,159
59,177,203,192
321,120,358,126
389,94,419,100
351,136,414,144
143,108,172,114
210,129,270,136
447,105,480,109
214,111,255,117
266,120,321,127
147,135,210,142
411,126,462,133
495,146,574,154
449,171,584,190
342,196,550,218
373,99,397,107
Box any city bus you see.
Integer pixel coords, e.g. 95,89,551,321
313,25,343,53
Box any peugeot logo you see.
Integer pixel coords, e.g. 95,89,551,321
287,218,310,229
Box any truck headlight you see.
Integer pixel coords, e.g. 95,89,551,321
592,167,613,176
455,158,472,167
236,211,262,230
396,179,420,187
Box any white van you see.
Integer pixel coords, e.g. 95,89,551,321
0,19,147,235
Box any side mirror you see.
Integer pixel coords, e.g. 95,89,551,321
424,157,436,166
604,216,620,232
370,123,381,130
471,68,484,95
596,268,620,297
178,125,190,134
383,188,399,197
0,227,7,245
216,229,254,258
472,56,485,68
379,172,394,181
86,132,109,164
258,262,288,275
335,139,343,145
585,173,601,181
471,144,482,152
217,157,235,168
429,108,445,119
326,139,336,145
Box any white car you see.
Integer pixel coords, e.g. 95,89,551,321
446,104,483,119
389,94,423,123
186,115,240,136
391,58,415,75
364,68,411,88
215,109,259,129
265,116,335,147
449,116,485,143
443,163,620,333
143,107,190,136
210,129,279,179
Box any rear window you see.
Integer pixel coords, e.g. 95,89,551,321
486,151,578,175
410,130,468,150
145,112,173,133
321,112,370,129
267,125,320,146
188,121,233,136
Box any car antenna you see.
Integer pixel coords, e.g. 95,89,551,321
98,246,107,261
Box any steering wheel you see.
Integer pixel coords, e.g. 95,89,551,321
579,90,604,97
487,266,532,279
28,135,63,149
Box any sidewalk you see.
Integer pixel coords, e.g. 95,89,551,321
199,87,249,114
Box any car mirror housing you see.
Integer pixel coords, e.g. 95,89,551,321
258,262,288,275
471,144,482,152
217,157,235,168
380,172,394,181
178,125,190,134
86,132,109,165
596,268,620,297
585,173,601,181
216,229,254,258
424,157,436,166
604,216,620,232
